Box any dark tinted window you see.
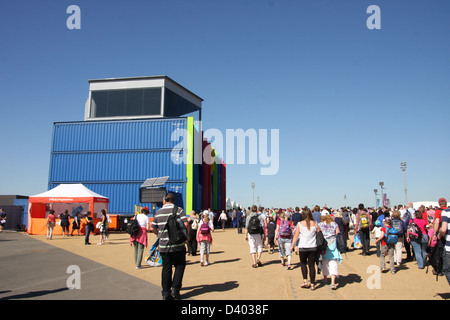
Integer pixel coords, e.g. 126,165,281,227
126,89,144,116
90,91,108,117
143,88,162,115
90,88,162,118
164,88,199,117
108,89,126,117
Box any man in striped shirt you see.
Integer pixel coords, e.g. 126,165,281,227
438,207,450,285
151,193,189,300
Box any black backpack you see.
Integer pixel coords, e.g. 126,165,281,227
126,217,140,236
165,206,188,246
407,220,422,240
247,215,262,234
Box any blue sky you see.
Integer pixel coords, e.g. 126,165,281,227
0,0,449,209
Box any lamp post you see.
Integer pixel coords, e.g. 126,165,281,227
379,182,385,207
251,182,255,206
374,189,378,209
401,161,407,204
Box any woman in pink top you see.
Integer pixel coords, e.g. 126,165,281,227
46,210,56,240
407,211,428,269
130,207,149,269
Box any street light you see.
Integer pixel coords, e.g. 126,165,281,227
251,182,255,206
401,161,407,204
374,189,378,209
379,182,385,207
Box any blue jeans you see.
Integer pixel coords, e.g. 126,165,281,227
443,250,450,285
376,241,381,257
410,234,428,269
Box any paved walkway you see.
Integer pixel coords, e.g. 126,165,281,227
1,229,449,301
0,231,161,300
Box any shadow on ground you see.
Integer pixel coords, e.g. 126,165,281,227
181,281,239,299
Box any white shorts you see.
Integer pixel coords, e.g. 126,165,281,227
248,233,263,254
322,259,339,277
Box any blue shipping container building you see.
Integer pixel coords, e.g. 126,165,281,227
47,76,225,217
49,118,192,215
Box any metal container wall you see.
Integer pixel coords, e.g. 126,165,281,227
49,118,188,215
52,118,187,152
50,151,186,183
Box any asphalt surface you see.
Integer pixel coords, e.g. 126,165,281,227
2,228,447,316
0,231,280,318
0,231,162,300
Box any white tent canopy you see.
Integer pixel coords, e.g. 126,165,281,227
28,184,109,235
412,201,440,209
31,183,108,200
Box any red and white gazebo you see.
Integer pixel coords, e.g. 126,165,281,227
27,184,109,235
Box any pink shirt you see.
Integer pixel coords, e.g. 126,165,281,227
412,218,427,236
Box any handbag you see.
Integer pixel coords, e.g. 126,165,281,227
145,239,163,267
354,233,363,248
316,231,328,253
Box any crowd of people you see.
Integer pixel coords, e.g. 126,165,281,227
179,199,449,293
38,195,449,300
45,209,111,245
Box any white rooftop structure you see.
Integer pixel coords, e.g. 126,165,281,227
84,75,203,121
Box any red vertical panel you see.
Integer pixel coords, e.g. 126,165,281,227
221,162,226,211
202,140,211,210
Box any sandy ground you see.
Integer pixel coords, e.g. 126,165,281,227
30,228,449,300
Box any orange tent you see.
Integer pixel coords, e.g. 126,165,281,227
27,184,109,235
